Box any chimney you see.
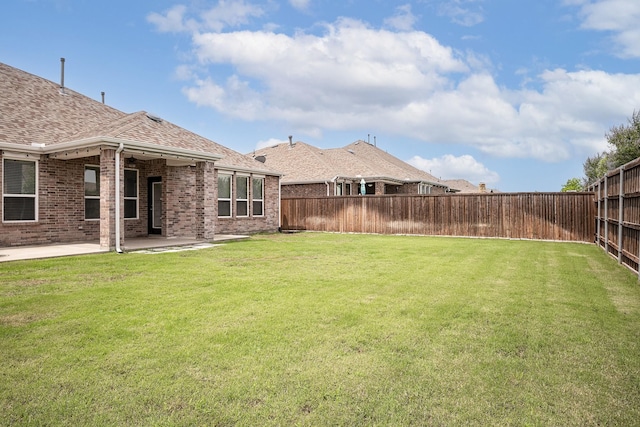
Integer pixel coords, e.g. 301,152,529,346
59,57,65,93
101,91,105,104
479,183,486,193
288,135,293,146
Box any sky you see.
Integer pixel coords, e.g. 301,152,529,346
2,0,640,192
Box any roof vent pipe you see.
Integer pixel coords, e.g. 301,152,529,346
101,91,105,104
60,57,65,93
288,135,293,146
374,136,377,147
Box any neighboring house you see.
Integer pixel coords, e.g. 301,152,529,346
442,179,496,193
0,61,280,249
251,139,456,197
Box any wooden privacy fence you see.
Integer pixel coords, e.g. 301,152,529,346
281,192,596,243
590,157,640,277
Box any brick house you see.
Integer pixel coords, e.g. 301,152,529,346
251,139,455,198
0,61,280,249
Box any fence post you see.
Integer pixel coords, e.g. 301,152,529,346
604,175,609,254
597,182,601,247
618,167,624,264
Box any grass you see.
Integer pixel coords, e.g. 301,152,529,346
1,232,639,426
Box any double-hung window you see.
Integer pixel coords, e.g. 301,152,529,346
236,175,248,217
252,177,264,217
84,166,100,220
3,158,37,221
124,169,138,219
218,173,232,217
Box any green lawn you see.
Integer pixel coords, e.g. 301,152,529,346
1,233,639,426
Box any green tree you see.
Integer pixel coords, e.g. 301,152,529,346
583,152,610,187
561,177,583,192
607,110,640,167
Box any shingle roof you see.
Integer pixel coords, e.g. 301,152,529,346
0,62,274,173
0,62,125,145
252,140,449,188
442,179,480,193
442,179,499,193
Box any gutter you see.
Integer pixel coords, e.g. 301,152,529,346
0,137,224,163
115,143,124,253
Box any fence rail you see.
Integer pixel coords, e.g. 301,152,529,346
281,192,596,243
589,157,640,278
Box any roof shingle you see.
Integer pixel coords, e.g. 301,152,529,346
0,62,275,174
252,140,448,187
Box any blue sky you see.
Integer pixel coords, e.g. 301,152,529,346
3,0,640,191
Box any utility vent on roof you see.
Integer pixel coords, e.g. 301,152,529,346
348,149,355,154
255,155,266,163
146,113,163,123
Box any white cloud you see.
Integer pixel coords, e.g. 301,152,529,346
147,0,265,33
289,0,310,12
256,138,287,149
201,0,265,32
438,0,485,27
407,154,500,185
383,4,418,31
147,5,195,33
572,0,640,58
151,4,640,162
188,17,467,122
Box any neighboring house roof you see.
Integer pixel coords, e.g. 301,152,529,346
252,140,451,189
442,179,480,193
442,179,499,193
0,62,275,174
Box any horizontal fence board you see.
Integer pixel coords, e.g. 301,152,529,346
281,193,596,243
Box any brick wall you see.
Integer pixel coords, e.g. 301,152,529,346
215,173,280,234
0,154,101,247
165,164,198,239
282,183,328,198
1,151,281,248
281,180,450,199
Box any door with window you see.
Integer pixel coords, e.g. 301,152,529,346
148,177,162,234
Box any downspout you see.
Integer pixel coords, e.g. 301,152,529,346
115,143,124,253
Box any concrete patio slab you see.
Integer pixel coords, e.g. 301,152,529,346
0,235,249,263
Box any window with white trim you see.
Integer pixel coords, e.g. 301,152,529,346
218,173,232,217
3,158,37,221
419,183,432,195
335,182,343,196
252,177,264,217
124,168,138,219
236,175,248,217
84,165,100,220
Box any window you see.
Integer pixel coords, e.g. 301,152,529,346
3,158,37,221
218,173,232,217
84,166,100,220
335,182,343,196
419,183,432,195
124,169,138,219
236,175,248,217
252,177,264,216
345,183,351,195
